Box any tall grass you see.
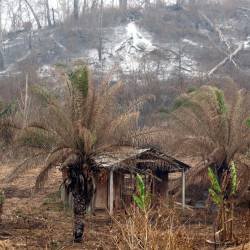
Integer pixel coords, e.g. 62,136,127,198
111,205,194,250
0,240,14,250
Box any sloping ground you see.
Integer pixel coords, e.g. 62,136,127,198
0,19,199,81
0,164,115,249
227,242,250,250
0,162,249,249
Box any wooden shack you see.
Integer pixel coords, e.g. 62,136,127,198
92,146,190,214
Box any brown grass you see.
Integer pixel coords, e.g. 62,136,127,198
111,205,194,250
0,240,14,250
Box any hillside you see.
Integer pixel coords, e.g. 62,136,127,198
1,3,250,85
0,1,250,249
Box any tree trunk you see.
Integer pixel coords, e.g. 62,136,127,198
45,0,52,27
0,49,4,71
62,155,95,242
74,0,79,20
98,0,103,62
176,0,182,8
52,8,56,26
91,0,98,10
82,0,88,14
119,0,127,10
145,0,150,8
24,0,42,29
0,0,2,43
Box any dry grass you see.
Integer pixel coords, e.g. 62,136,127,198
0,240,14,250
111,205,194,250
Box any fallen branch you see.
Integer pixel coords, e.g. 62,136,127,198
199,11,240,69
208,43,244,76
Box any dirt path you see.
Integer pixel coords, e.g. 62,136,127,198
0,164,249,250
0,164,114,249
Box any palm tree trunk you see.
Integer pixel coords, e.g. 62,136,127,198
62,155,95,242
72,192,86,242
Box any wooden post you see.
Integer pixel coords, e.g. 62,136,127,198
109,169,114,215
182,169,186,209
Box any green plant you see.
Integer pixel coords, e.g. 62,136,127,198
208,167,222,206
208,162,238,243
208,162,237,205
133,174,150,211
247,117,250,128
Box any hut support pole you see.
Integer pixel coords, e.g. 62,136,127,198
109,169,114,215
182,170,186,209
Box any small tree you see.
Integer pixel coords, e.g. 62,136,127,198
208,162,237,243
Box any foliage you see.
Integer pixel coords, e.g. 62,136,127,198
215,89,227,115
0,190,5,205
208,167,221,194
0,100,18,146
7,66,153,190
208,167,222,206
133,174,150,211
17,128,55,150
247,117,250,128
0,101,17,118
165,84,250,197
230,161,237,195
68,66,89,98
208,162,238,243
208,161,238,206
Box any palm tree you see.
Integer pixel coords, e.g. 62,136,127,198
165,84,250,201
7,66,153,242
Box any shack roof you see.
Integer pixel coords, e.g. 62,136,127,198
93,146,190,173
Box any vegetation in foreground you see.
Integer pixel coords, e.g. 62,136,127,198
0,66,249,249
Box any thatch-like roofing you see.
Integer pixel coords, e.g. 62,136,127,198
93,146,190,173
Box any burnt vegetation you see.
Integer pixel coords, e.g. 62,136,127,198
0,0,250,249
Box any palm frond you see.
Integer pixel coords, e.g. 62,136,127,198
31,85,56,107
35,147,74,190
6,152,46,182
16,127,56,150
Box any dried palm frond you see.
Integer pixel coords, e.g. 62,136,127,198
6,152,46,182
35,147,74,190
8,66,154,190
167,83,250,200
